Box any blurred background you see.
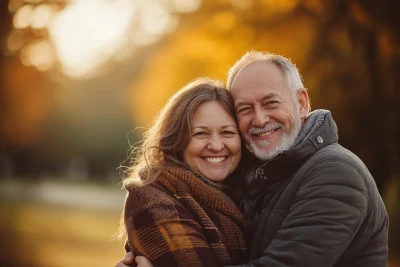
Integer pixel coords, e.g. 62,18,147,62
0,0,399,266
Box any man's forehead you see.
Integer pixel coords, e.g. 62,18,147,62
232,60,281,85
230,61,287,100
231,61,284,90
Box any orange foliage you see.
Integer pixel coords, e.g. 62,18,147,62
129,9,313,127
129,25,244,126
1,58,51,147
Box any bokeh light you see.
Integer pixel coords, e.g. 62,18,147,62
139,0,171,35
48,0,136,78
20,40,54,70
31,4,54,29
13,4,34,29
7,0,204,78
170,0,202,13
1,0,399,266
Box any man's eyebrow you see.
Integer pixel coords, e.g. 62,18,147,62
261,93,282,101
234,93,282,109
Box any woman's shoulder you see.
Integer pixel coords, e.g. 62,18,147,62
123,182,197,225
125,182,175,204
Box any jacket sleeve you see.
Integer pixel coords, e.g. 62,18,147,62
231,160,369,267
124,188,220,267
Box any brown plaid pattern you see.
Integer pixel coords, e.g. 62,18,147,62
124,167,248,267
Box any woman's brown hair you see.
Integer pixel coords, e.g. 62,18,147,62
122,77,236,188
117,78,237,240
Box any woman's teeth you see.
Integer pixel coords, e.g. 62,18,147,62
204,157,226,163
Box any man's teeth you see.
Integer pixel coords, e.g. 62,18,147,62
256,129,275,137
205,157,226,163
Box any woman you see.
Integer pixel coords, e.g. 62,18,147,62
120,78,248,267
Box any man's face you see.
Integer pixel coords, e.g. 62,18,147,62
230,60,307,160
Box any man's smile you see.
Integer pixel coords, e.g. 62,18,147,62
251,128,280,137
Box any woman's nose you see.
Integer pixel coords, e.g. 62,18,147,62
207,137,224,151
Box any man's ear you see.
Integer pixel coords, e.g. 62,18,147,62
297,89,309,120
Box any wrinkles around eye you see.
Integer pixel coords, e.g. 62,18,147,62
237,108,252,115
193,132,208,137
222,131,237,135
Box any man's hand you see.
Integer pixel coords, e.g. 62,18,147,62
115,252,154,267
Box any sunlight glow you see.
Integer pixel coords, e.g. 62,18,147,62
21,40,55,71
48,0,136,78
164,15,180,34
13,4,34,29
31,4,53,29
9,0,204,78
170,0,202,13
139,1,171,35
131,29,162,46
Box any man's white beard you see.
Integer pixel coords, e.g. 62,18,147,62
248,108,302,161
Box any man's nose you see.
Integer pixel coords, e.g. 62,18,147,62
252,108,269,128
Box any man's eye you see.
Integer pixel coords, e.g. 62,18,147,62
237,107,251,114
262,101,279,108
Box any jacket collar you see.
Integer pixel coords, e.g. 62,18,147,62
245,110,338,190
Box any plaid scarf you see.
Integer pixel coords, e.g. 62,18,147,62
124,167,248,267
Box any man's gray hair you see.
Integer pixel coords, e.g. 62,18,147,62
227,51,305,94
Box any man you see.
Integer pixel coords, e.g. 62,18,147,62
117,51,388,266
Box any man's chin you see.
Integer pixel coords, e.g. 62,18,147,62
250,143,282,161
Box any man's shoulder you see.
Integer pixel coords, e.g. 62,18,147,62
310,143,368,172
292,143,372,190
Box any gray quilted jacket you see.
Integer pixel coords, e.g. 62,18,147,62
232,111,388,267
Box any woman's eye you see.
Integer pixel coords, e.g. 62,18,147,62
222,131,236,135
194,132,208,137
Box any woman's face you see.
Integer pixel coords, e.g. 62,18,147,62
183,101,242,183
